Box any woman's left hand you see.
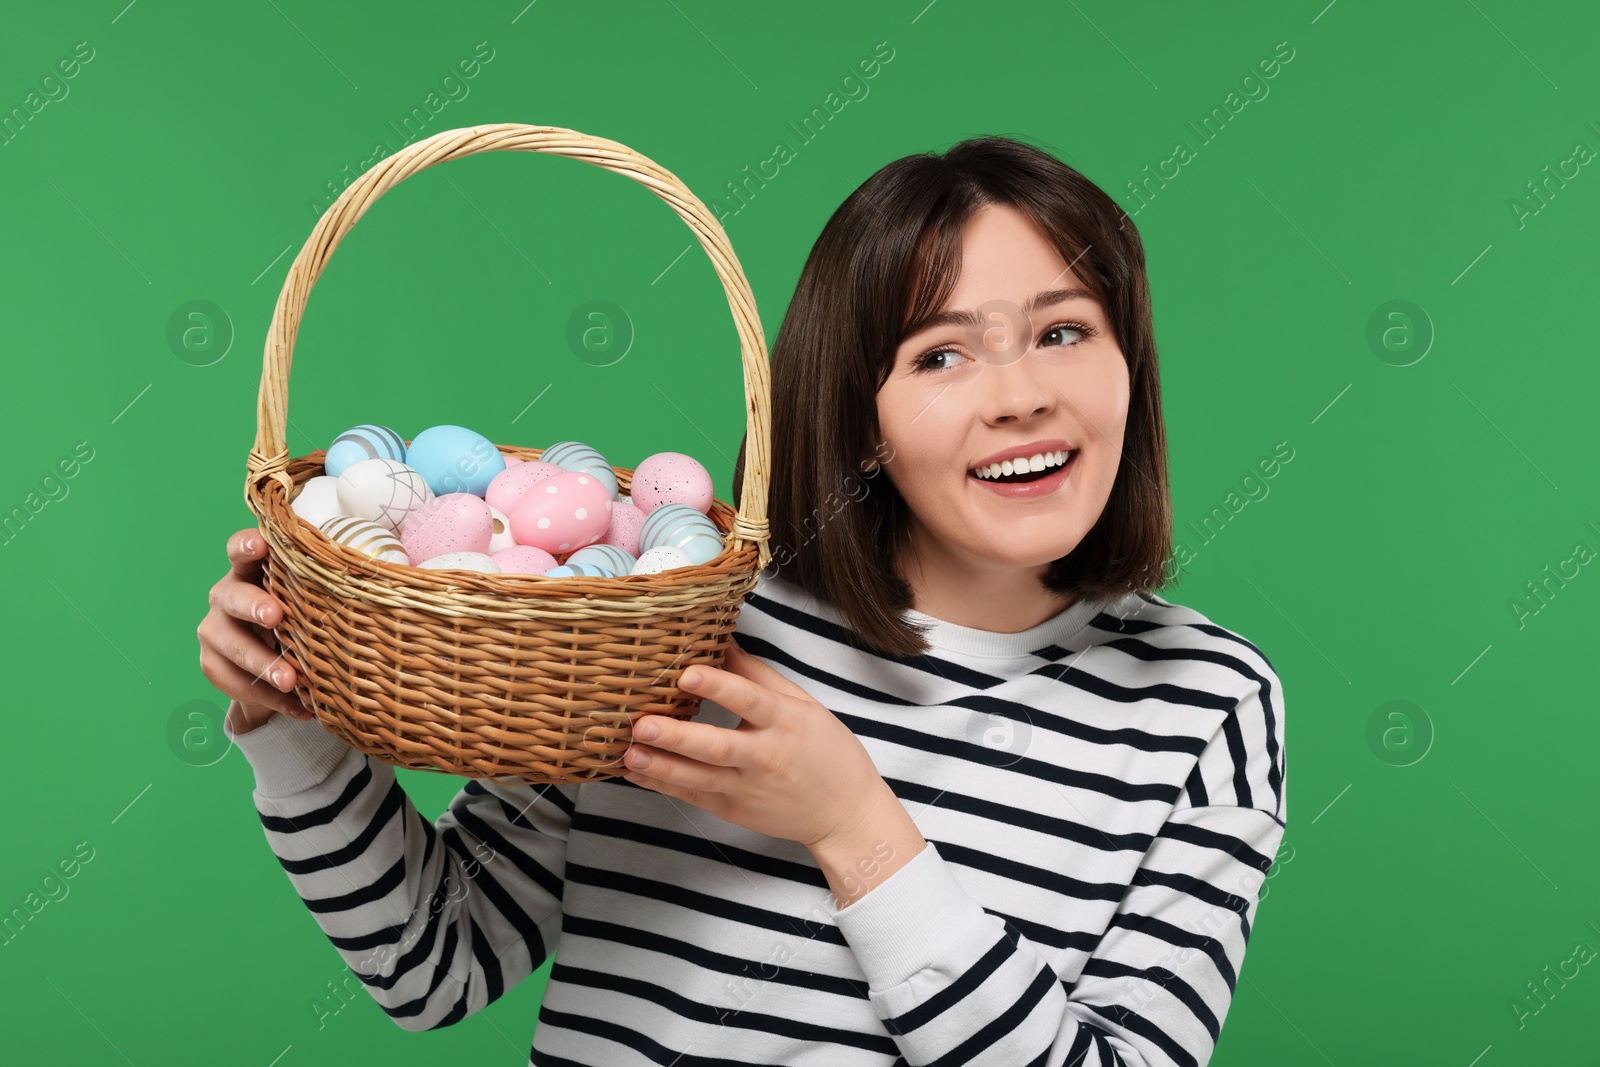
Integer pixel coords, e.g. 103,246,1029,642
621,638,892,851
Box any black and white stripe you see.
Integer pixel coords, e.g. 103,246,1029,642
229,573,1287,1065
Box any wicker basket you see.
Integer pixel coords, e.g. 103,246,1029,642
243,123,772,786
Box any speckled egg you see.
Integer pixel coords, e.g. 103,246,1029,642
324,424,406,479
417,551,500,573
336,458,434,534
631,545,694,574
492,545,559,575
565,544,637,577
507,470,614,554
485,461,565,514
406,424,507,497
601,501,646,556
319,515,410,565
631,452,713,514
290,476,342,529
639,503,724,564
486,504,516,553
401,493,493,563
539,440,619,498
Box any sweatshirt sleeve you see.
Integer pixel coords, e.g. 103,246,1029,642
831,668,1288,1066
223,701,579,1032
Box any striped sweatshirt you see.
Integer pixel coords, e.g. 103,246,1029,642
224,570,1287,1066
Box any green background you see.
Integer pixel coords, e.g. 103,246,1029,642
2,0,1595,1063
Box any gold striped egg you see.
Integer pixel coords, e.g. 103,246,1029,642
318,515,409,565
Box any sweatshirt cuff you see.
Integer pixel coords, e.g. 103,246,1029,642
223,699,358,799
830,840,989,991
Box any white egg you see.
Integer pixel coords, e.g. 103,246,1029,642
630,545,694,575
417,551,501,573
290,476,342,529
337,458,434,534
486,504,517,554
318,515,410,565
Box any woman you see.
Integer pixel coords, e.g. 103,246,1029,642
199,134,1287,1065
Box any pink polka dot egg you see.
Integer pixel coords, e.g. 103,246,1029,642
485,460,564,515
630,451,713,514
507,470,613,554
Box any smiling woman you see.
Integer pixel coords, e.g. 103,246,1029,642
218,134,1286,1067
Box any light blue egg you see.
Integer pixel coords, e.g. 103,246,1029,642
540,440,618,498
324,424,406,478
640,503,720,554
676,531,725,565
565,544,637,576
544,562,608,578
406,424,506,497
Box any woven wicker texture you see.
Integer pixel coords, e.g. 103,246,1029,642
242,124,772,786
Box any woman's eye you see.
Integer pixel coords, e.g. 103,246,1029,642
1042,321,1094,347
912,348,963,372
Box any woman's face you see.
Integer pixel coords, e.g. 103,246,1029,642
875,202,1130,578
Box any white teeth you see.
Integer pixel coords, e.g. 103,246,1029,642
970,449,1072,479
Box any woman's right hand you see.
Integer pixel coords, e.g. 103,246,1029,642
198,528,312,732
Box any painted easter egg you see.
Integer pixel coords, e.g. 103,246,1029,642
485,460,565,514
631,545,694,574
544,562,610,578
491,545,559,575
630,451,714,514
639,502,724,564
486,504,516,553
600,501,646,557
565,543,637,577
417,551,500,573
507,470,613,554
289,475,342,529
539,440,618,499
318,515,409,565
616,493,631,506
336,458,434,534
401,493,493,563
324,424,406,479
406,424,506,497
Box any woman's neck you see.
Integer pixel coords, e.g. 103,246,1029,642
898,523,1076,634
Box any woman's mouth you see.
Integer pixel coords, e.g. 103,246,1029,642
967,449,1077,498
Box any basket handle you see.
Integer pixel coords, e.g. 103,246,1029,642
246,123,771,569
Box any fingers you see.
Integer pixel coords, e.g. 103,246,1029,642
210,567,286,629
720,641,811,701
200,640,309,719
628,715,750,769
681,658,782,727
201,612,297,693
227,528,268,581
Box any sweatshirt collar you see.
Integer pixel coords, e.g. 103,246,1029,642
902,593,1111,659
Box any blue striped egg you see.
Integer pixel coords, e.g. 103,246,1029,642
640,503,724,564
564,544,637,577
324,424,406,479
539,440,618,499
544,562,609,578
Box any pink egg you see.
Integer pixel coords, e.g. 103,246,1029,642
602,501,647,556
630,452,714,514
485,460,564,515
492,545,559,575
401,493,493,563
503,454,523,465
508,471,613,554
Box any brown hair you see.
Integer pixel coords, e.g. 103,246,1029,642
732,134,1175,658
